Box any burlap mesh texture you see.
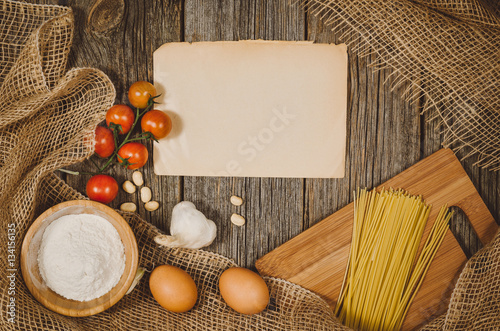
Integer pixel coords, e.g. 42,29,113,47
1,0,499,330
304,0,500,170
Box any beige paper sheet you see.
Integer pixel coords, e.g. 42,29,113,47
153,41,347,178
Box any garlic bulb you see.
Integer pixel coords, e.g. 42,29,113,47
154,201,216,249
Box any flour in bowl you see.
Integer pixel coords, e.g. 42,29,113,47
38,214,125,302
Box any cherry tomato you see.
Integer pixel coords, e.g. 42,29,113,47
141,110,172,139
118,142,148,169
106,105,135,134
128,81,157,109
94,126,115,158
86,175,118,204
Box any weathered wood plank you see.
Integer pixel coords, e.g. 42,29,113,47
62,0,183,231
140,0,184,231
305,13,421,229
183,0,306,268
303,17,350,228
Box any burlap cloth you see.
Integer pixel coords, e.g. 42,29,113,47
0,0,498,330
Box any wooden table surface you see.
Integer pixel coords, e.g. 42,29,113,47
51,0,499,270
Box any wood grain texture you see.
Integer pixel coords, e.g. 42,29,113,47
255,149,498,330
305,14,422,232
43,0,499,319
62,0,183,231
183,0,306,269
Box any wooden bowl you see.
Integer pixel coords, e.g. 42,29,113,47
21,200,139,317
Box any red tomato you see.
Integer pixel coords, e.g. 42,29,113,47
118,142,148,169
141,110,172,139
106,105,135,134
128,81,157,109
86,175,118,204
94,126,115,158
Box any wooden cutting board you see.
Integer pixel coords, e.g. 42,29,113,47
255,149,498,330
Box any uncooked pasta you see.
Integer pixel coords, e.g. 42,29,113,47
335,188,452,331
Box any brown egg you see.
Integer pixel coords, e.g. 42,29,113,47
219,267,269,315
149,265,198,313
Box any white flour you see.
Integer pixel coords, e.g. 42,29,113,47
38,214,125,302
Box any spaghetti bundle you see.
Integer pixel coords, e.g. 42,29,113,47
335,188,452,331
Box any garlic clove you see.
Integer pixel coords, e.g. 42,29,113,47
230,195,243,206
145,201,159,211
122,180,136,194
141,186,152,203
132,171,144,186
231,213,245,226
120,202,137,212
